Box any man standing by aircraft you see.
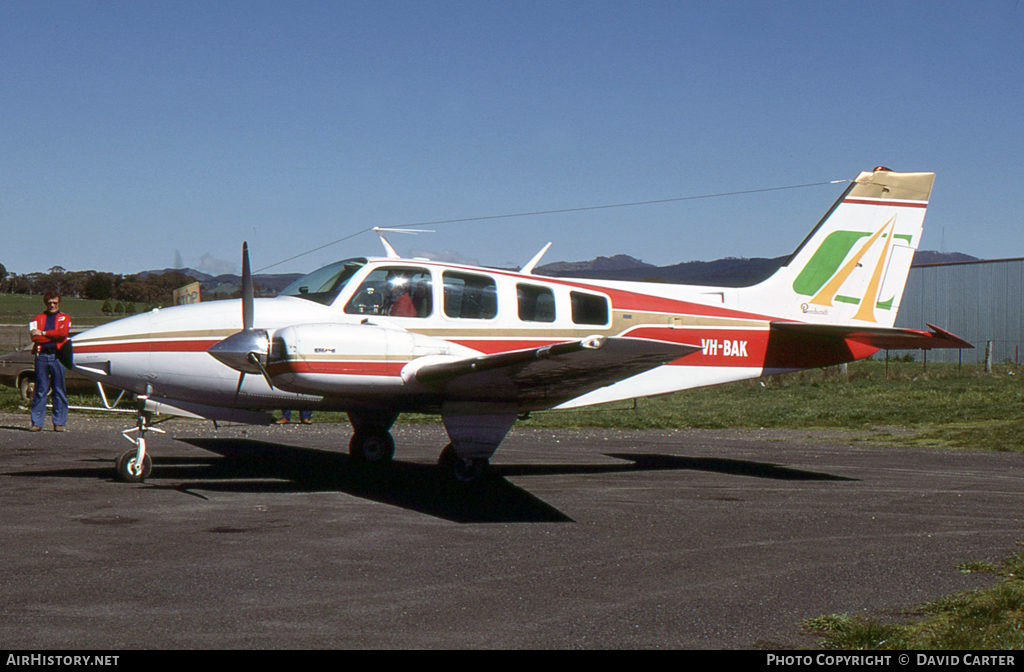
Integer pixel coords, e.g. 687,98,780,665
29,291,71,432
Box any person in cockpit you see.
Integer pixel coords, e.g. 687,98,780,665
383,272,417,317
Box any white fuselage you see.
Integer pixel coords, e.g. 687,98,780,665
72,256,769,414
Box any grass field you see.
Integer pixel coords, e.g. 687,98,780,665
0,293,119,324
804,547,1024,650
519,359,1024,453
0,294,123,352
4,357,1022,452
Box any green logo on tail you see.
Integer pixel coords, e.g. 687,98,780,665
792,223,911,321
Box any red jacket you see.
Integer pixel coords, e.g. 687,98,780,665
387,293,417,317
31,311,72,355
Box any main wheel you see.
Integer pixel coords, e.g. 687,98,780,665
349,431,396,465
437,444,488,483
115,449,152,483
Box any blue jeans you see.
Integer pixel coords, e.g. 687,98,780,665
31,353,68,428
281,409,312,421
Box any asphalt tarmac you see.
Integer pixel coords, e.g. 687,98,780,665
1,412,1022,649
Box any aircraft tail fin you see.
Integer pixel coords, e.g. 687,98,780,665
753,167,934,328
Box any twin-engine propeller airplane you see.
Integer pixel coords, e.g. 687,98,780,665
72,167,970,484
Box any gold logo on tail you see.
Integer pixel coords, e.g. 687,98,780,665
808,216,896,323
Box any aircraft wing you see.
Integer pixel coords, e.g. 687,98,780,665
413,336,699,407
144,396,275,425
770,322,973,350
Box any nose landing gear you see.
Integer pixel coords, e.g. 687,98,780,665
116,410,163,483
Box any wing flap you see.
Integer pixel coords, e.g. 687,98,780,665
413,336,698,407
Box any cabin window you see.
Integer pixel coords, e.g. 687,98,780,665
344,267,433,317
443,272,498,320
517,284,555,323
570,291,609,325
279,258,366,306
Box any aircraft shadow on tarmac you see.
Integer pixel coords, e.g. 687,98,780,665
4,437,854,524
163,438,574,524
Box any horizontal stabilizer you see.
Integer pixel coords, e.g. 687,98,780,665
770,322,973,351
413,336,699,408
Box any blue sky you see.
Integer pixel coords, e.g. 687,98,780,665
2,1,1022,276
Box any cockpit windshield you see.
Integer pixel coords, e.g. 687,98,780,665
278,258,367,306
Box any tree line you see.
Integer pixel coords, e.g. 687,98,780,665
0,263,200,306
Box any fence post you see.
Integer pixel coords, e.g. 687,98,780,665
985,340,993,374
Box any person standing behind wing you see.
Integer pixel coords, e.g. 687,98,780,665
276,409,313,425
29,291,71,432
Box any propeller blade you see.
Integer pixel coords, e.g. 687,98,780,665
241,241,254,331
233,371,246,407
212,242,268,412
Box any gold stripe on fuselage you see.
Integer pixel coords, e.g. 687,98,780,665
75,310,769,349
74,328,238,345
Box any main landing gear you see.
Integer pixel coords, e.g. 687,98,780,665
349,431,396,465
350,434,490,483
109,404,518,486
349,427,490,483
437,444,488,483
434,403,517,485
347,410,398,467
348,404,517,484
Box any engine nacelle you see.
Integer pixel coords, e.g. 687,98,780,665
266,322,463,395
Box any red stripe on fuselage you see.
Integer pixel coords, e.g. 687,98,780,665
268,359,406,377
73,340,221,354
842,198,928,209
600,287,771,320
627,327,766,367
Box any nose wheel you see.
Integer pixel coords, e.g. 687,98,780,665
115,408,163,483
116,449,152,483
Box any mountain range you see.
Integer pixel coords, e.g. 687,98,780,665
144,250,979,296
139,268,303,296
532,250,979,286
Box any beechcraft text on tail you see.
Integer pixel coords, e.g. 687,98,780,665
71,167,972,484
